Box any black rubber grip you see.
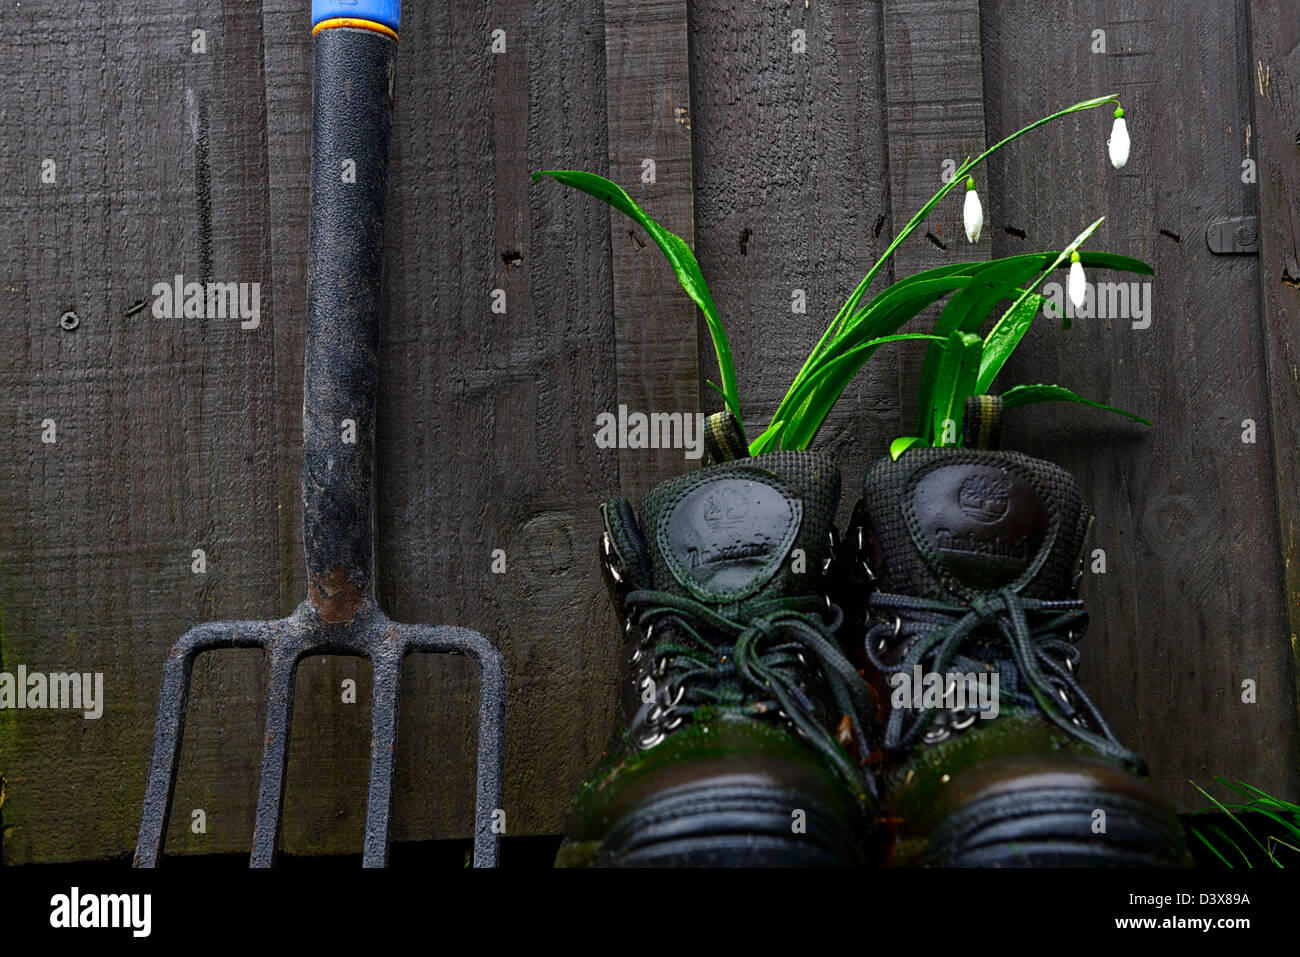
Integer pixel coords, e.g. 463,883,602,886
302,27,395,600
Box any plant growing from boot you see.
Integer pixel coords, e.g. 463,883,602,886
534,95,1146,455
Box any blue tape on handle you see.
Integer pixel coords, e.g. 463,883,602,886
312,0,400,32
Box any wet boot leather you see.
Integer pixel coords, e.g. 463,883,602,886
839,421,1190,867
556,451,884,867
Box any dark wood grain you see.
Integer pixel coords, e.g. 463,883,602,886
604,0,700,500
2,1,1299,864
1248,0,1300,757
981,0,1298,805
0,0,282,861
882,0,990,436
686,0,897,515
371,0,619,846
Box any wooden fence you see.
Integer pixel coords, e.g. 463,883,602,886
1,0,1297,862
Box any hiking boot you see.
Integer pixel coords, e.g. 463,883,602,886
835,400,1190,867
556,446,884,867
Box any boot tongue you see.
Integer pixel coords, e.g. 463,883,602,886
860,448,1089,600
639,451,840,607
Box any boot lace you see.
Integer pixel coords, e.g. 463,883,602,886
624,588,874,797
864,587,1144,772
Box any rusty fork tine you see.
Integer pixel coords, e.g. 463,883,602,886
401,624,507,868
250,641,305,868
466,631,507,869
363,636,404,868
134,619,274,867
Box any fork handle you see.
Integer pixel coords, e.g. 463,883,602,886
302,3,400,615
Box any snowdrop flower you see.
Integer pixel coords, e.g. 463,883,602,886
963,176,983,244
1068,251,1087,311
1108,106,1129,169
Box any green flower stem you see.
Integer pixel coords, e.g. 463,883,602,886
778,94,1121,421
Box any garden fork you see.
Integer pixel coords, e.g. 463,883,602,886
134,0,505,868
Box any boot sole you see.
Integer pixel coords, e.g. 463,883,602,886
562,783,868,868
916,786,1189,867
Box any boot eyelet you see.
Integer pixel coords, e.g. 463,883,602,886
923,726,950,744
874,615,902,653
601,532,624,584
950,709,978,731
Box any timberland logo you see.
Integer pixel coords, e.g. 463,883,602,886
662,476,801,603
910,463,1049,588
957,475,1010,523
888,666,1000,720
0,665,104,719
701,489,751,531
933,528,1031,562
686,539,769,570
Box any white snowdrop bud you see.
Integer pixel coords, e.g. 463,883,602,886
1108,106,1130,169
1068,251,1087,311
963,176,983,244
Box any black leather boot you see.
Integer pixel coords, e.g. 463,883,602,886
556,449,884,867
836,401,1190,866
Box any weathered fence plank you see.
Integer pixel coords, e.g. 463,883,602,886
604,0,701,499
981,0,1298,805
1248,0,1300,750
882,0,990,436
686,0,897,507
370,0,620,847
3,1,1299,864
1,0,283,862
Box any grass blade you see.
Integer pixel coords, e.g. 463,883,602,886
1191,781,1280,867
999,383,1150,426
533,169,741,422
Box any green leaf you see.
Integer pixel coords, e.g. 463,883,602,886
914,249,1151,434
815,94,1123,383
756,333,947,454
1192,782,1279,867
973,217,1105,395
1188,824,1236,869
748,419,787,456
770,278,970,449
975,293,1047,395
890,436,924,460
916,259,1045,434
532,169,741,423
999,383,1150,426
789,266,977,393
929,332,984,446
771,334,949,452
